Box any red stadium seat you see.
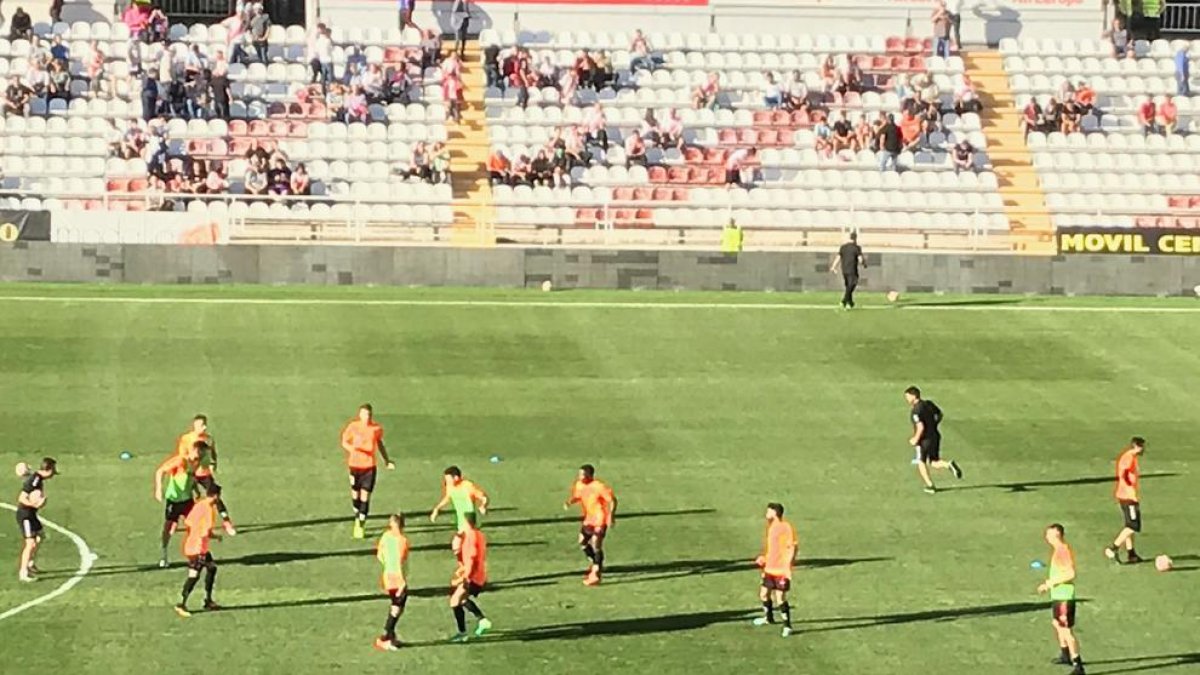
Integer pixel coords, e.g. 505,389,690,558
1168,195,1188,208
704,167,725,184
106,178,128,192
843,92,862,108
758,129,779,146
648,166,668,183
229,120,249,136
753,110,773,125
613,187,635,201
267,102,287,117
778,129,795,146
903,37,921,53
791,110,811,126
651,187,673,201
771,110,790,127
683,147,704,162
268,120,290,137
248,120,270,136
718,128,738,145
885,36,904,53
633,187,652,201
1189,195,1200,209
128,179,148,192
672,188,690,201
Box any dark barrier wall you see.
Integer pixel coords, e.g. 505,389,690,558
4,242,1200,296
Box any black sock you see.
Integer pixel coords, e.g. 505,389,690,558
464,599,485,619
762,600,774,623
594,550,605,572
779,602,792,629
1073,656,1084,665
181,575,199,604
359,500,370,522
453,605,467,633
582,544,596,563
1061,647,1071,660
384,611,399,639
203,565,217,601
215,498,229,520
352,498,362,516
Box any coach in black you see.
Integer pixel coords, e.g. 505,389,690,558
830,232,866,309
904,387,963,494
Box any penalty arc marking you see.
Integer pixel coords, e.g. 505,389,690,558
0,503,96,621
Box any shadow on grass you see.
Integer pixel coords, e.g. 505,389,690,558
468,609,756,643
481,508,717,530
899,297,1030,308
794,600,1051,635
946,472,1179,494
1087,652,1200,674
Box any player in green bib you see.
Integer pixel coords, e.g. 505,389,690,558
155,442,202,568
1038,523,1085,675
429,466,489,532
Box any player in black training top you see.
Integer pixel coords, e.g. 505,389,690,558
904,387,963,494
829,232,866,309
15,457,58,582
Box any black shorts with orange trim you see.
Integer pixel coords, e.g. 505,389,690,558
1052,600,1076,628
165,499,194,523
581,524,608,542
1120,500,1142,532
388,587,409,608
466,582,485,597
761,574,791,592
196,475,220,494
350,467,377,493
187,552,215,571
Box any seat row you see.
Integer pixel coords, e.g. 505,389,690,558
1040,172,1200,195
482,30,924,56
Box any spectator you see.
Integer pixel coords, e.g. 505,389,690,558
483,43,501,89
1020,98,1043,137
3,76,32,115
931,1,952,58
443,67,464,123
624,132,647,168
287,162,310,195
24,57,48,100
918,96,942,141
141,73,160,120
309,23,334,89
593,51,615,90
205,162,229,194
186,71,210,119
1042,96,1062,133
362,63,386,103
584,103,609,152
188,160,209,194
210,63,231,120
629,30,664,72
8,7,32,41
951,140,975,174
530,149,553,186
511,153,532,186
399,0,419,33
855,114,875,152
724,147,757,188
328,83,347,121
762,72,783,110
1157,96,1178,135
1137,97,1156,135
46,59,70,102
947,0,963,50
564,125,591,167
1107,18,1129,59
86,42,110,98
558,67,579,105
783,70,809,112
385,67,413,105
267,157,292,195
639,108,661,144
165,78,188,118
250,6,271,64
819,55,836,92
345,85,369,123
574,50,597,90
877,113,902,171
1074,81,1097,117
898,109,922,151
1061,97,1081,134
115,122,145,159
1176,46,1190,96
452,0,471,58
420,29,442,70
244,159,269,196
487,149,510,185
692,71,720,109
831,112,855,152
513,62,534,110
660,109,684,149
431,143,451,184
49,0,64,23
405,141,431,182
536,55,557,88
954,75,982,114
813,118,834,157
50,35,69,63
148,6,169,43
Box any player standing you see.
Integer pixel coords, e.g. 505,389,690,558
340,404,395,539
1038,523,1085,675
155,441,202,568
177,415,236,536
563,464,617,586
1105,437,1146,565
175,485,222,617
374,513,411,651
14,458,57,582
449,512,492,642
752,502,797,638
829,231,866,309
904,386,963,494
430,466,489,531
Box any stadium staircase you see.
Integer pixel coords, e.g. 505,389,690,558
448,40,497,246
963,50,1054,252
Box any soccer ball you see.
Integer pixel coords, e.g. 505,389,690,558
541,280,553,292
14,462,29,477
1155,555,1174,572
886,291,900,303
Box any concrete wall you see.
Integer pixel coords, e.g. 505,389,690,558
4,242,1200,296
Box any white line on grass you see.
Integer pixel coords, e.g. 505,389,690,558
0,503,96,622
0,294,1198,313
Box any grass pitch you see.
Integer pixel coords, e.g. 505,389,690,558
0,285,1197,675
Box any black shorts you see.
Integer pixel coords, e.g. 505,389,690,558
187,552,215,571
350,468,377,493
165,499,194,523
761,575,791,592
467,582,485,597
1120,501,1142,532
1052,600,1076,628
581,524,608,542
16,511,42,539
196,475,220,494
388,588,409,608
918,436,941,463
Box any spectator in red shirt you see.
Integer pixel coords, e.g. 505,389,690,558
1157,96,1178,135
1073,82,1097,117
574,50,596,91
1020,98,1043,137
624,132,647,168
692,72,720,110
1137,98,1156,135
899,110,923,152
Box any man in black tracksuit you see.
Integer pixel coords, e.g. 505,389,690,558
830,232,866,309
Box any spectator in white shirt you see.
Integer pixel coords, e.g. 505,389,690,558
629,29,664,72
762,72,782,110
309,23,333,89
724,147,758,187
946,0,963,51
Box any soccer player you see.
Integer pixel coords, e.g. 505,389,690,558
374,513,411,651
175,485,222,617
752,502,797,638
340,403,395,539
177,414,236,536
1105,436,1146,565
449,512,492,642
155,441,202,568
430,466,489,532
563,464,617,586
14,458,57,582
904,386,963,494
1038,523,1085,675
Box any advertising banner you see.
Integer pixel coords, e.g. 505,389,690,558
1056,227,1200,255
51,211,227,245
0,210,52,242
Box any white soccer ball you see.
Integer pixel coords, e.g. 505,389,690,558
14,462,29,477
541,280,553,292
886,291,901,303
1193,284,1200,298
1155,555,1174,572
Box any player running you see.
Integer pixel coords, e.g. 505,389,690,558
176,415,236,536
449,512,492,642
904,386,963,494
14,458,58,582
1105,437,1146,565
752,502,797,638
563,464,617,586
155,441,202,568
1038,523,1085,675
374,513,411,651
175,485,223,617
340,404,395,539
430,466,489,531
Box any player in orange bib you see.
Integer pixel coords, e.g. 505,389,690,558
176,414,236,536
175,485,222,618
340,403,395,539
752,502,797,638
373,513,411,651
563,463,617,586
1105,436,1146,565
448,512,492,642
